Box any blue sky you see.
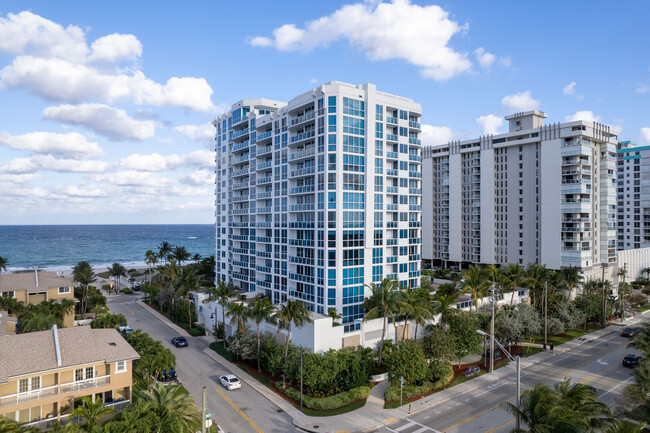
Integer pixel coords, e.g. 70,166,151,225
0,1,648,224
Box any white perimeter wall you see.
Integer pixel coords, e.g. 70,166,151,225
618,248,650,280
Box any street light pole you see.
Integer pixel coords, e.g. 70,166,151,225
544,282,548,347
477,329,520,430
490,283,496,373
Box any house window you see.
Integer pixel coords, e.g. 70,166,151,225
2,291,14,298
115,361,127,373
18,377,40,393
75,369,84,381
58,286,71,294
85,367,94,379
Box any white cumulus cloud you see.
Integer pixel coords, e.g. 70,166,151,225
0,11,88,60
179,170,215,186
118,150,214,172
42,103,156,141
476,114,503,135
641,127,650,144
0,11,216,112
563,81,576,95
564,111,600,123
636,85,649,94
501,91,540,112
247,0,472,81
89,33,142,63
421,124,455,146
0,131,103,158
474,47,496,68
174,123,215,142
0,155,109,174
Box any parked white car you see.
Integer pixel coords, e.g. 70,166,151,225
219,374,241,390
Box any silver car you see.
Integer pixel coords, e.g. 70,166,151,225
219,374,241,390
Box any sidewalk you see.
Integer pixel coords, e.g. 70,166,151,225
139,300,649,433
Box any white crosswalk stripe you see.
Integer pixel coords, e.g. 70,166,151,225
385,419,442,433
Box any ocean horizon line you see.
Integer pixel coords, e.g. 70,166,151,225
0,223,214,227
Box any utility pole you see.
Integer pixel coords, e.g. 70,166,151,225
544,282,548,347
490,283,496,373
622,263,627,322
601,264,606,328
201,386,206,433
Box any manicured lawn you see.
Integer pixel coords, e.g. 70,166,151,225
301,399,366,416
636,302,650,313
522,346,543,357
526,325,599,347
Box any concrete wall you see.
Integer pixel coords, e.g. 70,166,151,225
618,247,650,280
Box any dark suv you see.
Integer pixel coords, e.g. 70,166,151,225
621,327,641,338
623,354,643,368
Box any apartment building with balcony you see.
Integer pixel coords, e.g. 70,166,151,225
616,140,650,250
0,271,76,331
212,81,422,344
0,325,139,429
422,110,619,281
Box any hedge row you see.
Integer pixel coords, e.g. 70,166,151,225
384,363,454,402
278,383,370,411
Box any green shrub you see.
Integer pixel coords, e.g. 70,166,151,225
278,383,370,411
384,363,453,402
102,284,111,290
193,324,206,335
189,327,204,337
120,288,134,295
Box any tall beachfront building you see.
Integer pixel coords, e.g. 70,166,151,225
422,110,619,280
213,82,422,331
616,140,650,250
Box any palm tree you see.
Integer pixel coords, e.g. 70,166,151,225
73,261,96,315
327,308,342,326
461,265,489,313
433,291,460,329
18,313,62,333
0,256,7,273
274,299,312,363
552,378,613,431
249,296,275,371
204,279,235,346
108,263,127,293
561,265,583,299
176,269,200,328
500,382,556,433
399,285,431,340
628,323,650,355
525,263,549,310
227,301,249,338
0,415,20,432
138,383,201,433
158,241,173,266
192,253,202,264
503,263,528,308
71,396,114,432
606,421,647,433
53,298,76,324
145,250,158,283
362,277,401,366
173,246,190,267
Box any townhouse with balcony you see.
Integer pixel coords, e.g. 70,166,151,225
422,110,619,282
0,270,76,332
212,81,422,348
0,325,139,429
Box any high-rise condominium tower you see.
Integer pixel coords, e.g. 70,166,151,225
616,140,650,250
213,82,422,331
422,110,618,280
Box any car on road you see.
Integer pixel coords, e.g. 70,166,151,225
160,368,177,382
116,325,134,337
623,354,643,368
133,284,141,291
219,374,241,390
171,336,188,347
621,327,641,338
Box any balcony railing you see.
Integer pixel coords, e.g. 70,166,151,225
1,375,112,408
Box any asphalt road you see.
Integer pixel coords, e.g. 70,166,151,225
106,293,296,433
377,316,647,433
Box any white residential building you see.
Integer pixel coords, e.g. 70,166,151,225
616,140,650,250
212,81,422,345
422,110,619,281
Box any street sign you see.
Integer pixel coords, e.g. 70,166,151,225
205,419,213,428
206,414,212,419
400,376,405,387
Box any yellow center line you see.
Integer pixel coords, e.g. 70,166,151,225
486,419,514,433
580,361,622,384
441,402,502,432
384,417,396,423
122,303,135,315
214,386,265,433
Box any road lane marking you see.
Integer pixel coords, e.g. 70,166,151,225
580,361,621,384
600,376,633,398
214,386,264,433
121,303,135,315
385,417,397,423
441,402,501,432
476,382,505,396
486,419,514,433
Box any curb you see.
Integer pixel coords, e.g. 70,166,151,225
135,299,191,337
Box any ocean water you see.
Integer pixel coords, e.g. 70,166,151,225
0,225,215,271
